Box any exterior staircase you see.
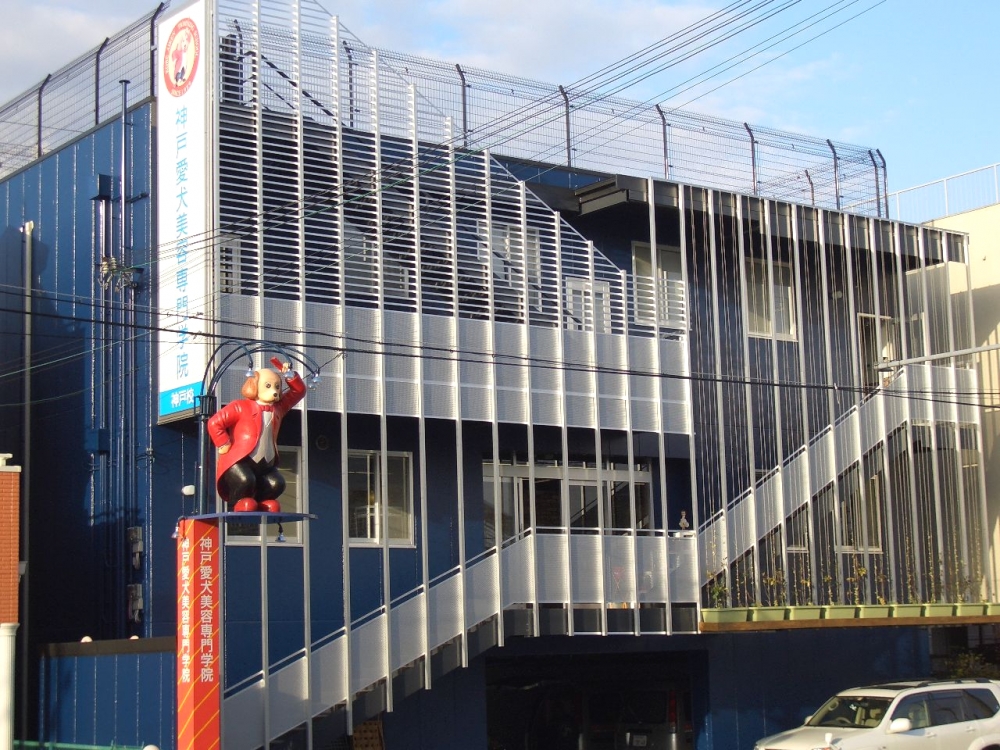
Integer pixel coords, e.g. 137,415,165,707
223,525,700,748
697,365,977,579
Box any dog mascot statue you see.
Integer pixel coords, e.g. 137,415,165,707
207,360,306,512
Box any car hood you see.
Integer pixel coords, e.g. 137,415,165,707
756,725,864,749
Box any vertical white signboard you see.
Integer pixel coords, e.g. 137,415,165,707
157,0,210,422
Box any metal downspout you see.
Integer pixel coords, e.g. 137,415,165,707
18,221,33,744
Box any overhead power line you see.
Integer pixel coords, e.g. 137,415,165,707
0,298,994,414
121,0,883,294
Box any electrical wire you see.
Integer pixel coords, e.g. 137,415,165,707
0,292,995,412
5,2,986,425
115,0,879,288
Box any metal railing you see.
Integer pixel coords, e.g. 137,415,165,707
0,0,889,216
888,163,1000,223
0,4,164,180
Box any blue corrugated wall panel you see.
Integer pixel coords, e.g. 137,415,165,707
703,628,931,750
41,643,175,750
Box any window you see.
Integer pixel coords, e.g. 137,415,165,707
963,689,999,719
483,474,530,548
858,314,899,388
569,483,601,528
929,691,966,726
632,242,684,328
348,450,413,545
487,223,540,290
891,695,930,729
837,466,882,553
227,447,303,545
746,258,797,338
490,223,518,286
565,277,611,333
483,460,653,545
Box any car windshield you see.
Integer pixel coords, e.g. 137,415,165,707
807,695,893,729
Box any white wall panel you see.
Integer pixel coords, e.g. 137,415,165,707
535,534,570,602
350,616,387,694
571,535,603,603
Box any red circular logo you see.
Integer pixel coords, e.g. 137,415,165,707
163,18,200,98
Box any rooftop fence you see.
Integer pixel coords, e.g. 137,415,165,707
0,0,888,216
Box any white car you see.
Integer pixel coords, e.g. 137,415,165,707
754,679,1000,750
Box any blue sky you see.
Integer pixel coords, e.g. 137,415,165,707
0,0,996,192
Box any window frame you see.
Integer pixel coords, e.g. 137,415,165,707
483,461,654,543
745,256,797,340
565,276,611,334
347,449,415,547
631,241,685,329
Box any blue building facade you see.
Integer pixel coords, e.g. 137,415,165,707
0,2,987,749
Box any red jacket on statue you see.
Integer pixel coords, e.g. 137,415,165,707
206,364,307,512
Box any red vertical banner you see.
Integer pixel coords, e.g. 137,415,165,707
177,517,221,750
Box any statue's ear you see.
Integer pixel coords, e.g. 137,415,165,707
241,372,259,400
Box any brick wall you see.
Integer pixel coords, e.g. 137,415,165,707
0,465,21,623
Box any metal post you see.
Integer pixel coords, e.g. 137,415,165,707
869,151,882,218
149,4,166,99
827,139,841,210
744,123,758,195
343,41,355,129
558,85,571,167
195,394,216,516
805,170,815,207
655,105,670,179
455,64,468,148
36,75,51,158
95,38,110,125
876,150,888,217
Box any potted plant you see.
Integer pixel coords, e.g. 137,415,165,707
752,606,789,622
857,600,891,618
703,607,751,624
753,572,789,621
922,602,955,617
956,602,987,616
702,582,751,624
889,602,923,618
822,602,858,619
786,605,822,620
956,577,987,616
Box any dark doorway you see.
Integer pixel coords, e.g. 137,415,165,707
487,653,694,750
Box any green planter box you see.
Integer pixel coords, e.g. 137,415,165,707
922,603,955,617
787,606,823,621
956,603,987,616
702,608,750,624
987,603,1000,616
822,604,858,619
858,605,891,618
890,604,923,618
752,606,788,622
